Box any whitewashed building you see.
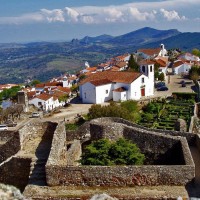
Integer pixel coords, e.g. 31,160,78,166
29,93,60,111
173,60,192,75
79,62,154,104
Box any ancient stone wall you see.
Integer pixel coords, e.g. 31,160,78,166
46,164,194,187
66,122,90,141
18,121,57,150
46,118,195,187
66,140,82,166
0,131,20,163
0,157,31,192
92,118,196,144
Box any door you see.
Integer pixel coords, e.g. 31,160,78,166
141,88,145,97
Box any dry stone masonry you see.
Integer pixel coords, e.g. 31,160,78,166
46,117,195,188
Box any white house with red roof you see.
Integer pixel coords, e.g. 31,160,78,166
172,60,192,75
79,62,154,104
137,44,168,59
178,53,200,62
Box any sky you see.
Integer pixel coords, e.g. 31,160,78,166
0,0,200,43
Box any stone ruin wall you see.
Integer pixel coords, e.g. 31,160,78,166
0,131,20,163
0,121,58,192
46,117,195,187
47,121,82,167
0,157,31,192
46,164,194,187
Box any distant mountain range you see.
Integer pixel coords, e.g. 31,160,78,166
0,27,199,84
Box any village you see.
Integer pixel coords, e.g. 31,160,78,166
1,45,200,199
0,44,199,113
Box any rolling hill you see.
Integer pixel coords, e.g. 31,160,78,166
0,27,199,84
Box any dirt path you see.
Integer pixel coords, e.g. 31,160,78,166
41,103,92,123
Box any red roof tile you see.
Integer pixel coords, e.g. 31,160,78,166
35,93,52,101
138,48,161,56
173,60,184,68
80,71,142,86
56,86,71,93
90,79,112,86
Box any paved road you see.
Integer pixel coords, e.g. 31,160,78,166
154,74,195,98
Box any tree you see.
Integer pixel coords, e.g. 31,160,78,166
192,48,200,57
31,80,41,86
80,138,145,166
158,73,165,81
128,54,139,72
58,94,69,103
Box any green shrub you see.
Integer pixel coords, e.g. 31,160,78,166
172,92,197,100
80,138,145,166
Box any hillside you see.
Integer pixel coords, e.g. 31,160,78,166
0,27,199,84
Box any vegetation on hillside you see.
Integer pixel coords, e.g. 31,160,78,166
189,65,200,82
0,86,21,102
80,138,145,166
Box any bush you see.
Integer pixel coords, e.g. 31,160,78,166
80,138,145,166
172,92,197,100
88,101,140,122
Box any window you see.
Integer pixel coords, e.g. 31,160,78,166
142,66,145,73
105,90,108,94
150,65,153,72
84,92,86,99
141,77,145,83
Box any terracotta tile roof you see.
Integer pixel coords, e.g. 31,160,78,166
137,48,161,56
139,60,155,65
52,90,66,98
35,82,62,89
90,79,112,86
173,60,184,68
110,66,120,71
80,71,142,86
113,87,126,92
56,86,71,93
155,59,167,68
34,93,52,101
27,91,36,99
35,83,45,88
155,56,169,63
116,61,127,68
87,67,97,72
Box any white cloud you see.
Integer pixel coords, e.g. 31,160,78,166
40,9,65,23
160,8,186,21
64,7,79,23
0,0,198,25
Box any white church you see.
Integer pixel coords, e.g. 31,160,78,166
79,60,155,104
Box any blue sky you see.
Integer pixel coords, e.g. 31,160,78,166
0,0,199,43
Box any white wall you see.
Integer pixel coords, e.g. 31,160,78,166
129,74,153,100
113,91,127,102
174,64,191,75
29,97,56,111
80,82,96,104
95,83,113,104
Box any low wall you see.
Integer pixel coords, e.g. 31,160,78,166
0,131,20,163
46,164,194,187
46,122,65,165
66,122,90,141
94,118,196,145
18,121,57,151
46,118,195,187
